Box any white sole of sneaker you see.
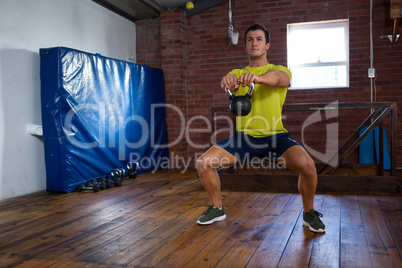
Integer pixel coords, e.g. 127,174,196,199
196,214,226,225
302,220,325,233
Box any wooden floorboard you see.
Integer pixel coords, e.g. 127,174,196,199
309,194,341,267
215,193,292,267
276,195,325,268
0,168,401,267
359,195,401,267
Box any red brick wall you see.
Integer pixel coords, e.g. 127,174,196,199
136,18,161,68
136,0,402,168
160,9,188,161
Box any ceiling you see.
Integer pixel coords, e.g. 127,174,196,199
153,0,196,9
92,0,228,22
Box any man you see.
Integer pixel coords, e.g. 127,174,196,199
196,24,325,233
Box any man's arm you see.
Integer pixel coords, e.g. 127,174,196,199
239,69,290,89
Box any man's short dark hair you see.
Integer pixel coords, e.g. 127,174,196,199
244,24,270,44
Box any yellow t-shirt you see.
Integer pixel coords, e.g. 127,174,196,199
228,64,291,137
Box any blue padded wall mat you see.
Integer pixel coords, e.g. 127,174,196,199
40,47,169,192
359,126,390,170
359,126,375,164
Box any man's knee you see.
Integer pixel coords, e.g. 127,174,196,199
196,154,220,172
300,156,316,176
196,155,208,173
197,151,235,172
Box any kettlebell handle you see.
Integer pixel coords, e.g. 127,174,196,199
224,82,255,97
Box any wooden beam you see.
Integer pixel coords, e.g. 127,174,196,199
139,0,164,12
92,0,160,22
390,0,402,19
283,102,393,111
392,19,399,43
219,173,398,193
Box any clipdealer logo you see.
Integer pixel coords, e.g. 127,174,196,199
62,101,339,168
301,101,339,167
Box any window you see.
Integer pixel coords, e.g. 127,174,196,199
287,20,349,89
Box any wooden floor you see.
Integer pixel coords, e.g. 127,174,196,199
0,169,401,268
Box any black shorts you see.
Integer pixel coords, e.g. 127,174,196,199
215,131,300,163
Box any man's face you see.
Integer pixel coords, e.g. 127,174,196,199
245,29,270,59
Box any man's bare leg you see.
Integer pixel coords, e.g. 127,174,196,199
196,145,238,208
278,145,325,233
278,145,317,212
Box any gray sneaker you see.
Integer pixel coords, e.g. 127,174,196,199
196,205,226,225
302,209,325,233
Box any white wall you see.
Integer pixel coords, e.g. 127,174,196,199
0,0,136,201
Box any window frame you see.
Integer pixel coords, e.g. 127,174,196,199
287,19,350,90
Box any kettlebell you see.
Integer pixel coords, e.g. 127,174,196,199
225,82,255,116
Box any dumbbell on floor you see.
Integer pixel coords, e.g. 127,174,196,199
77,180,101,193
103,177,114,189
97,178,107,190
